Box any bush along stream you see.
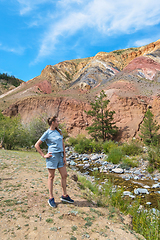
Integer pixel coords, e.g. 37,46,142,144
65,146,160,211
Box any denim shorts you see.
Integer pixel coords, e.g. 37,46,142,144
46,152,64,169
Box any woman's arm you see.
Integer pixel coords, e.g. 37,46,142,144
62,139,67,165
35,139,52,158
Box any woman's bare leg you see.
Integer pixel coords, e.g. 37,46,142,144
48,169,55,198
58,166,68,196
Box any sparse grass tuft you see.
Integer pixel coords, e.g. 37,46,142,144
46,218,53,223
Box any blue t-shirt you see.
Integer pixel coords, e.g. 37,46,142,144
40,129,63,153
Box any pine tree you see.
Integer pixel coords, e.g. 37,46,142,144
139,109,160,145
85,90,118,141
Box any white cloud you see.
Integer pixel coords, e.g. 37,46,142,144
133,35,160,47
134,39,154,47
58,0,85,5
87,0,160,34
31,0,160,62
17,0,53,15
0,43,25,55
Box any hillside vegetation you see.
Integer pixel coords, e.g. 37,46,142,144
0,73,23,95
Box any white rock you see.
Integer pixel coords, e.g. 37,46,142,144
70,160,76,166
134,188,149,195
123,191,132,196
152,183,160,188
153,178,158,181
112,168,124,174
143,185,150,189
90,154,100,161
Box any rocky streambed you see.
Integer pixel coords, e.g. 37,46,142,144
65,147,160,211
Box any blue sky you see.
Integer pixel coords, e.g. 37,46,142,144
0,0,160,82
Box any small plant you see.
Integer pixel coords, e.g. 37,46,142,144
69,135,103,153
24,224,29,227
129,204,160,240
90,208,103,216
71,225,77,231
65,71,71,80
70,236,77,240
147,165,154,173
59,123,68,140
84,216,95,228
148,146,160,170
89,139,103,153
46,218,53,223
0,162,8,170
3,199,17,206
103,140,118,153
74,137,92,153
68,137,78,146
120,156,139,169
84,221,93,227
107,147,123,164
113,49,126,55
78,175,99,195
121,141,143,156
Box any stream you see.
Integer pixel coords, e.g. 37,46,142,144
65,147,160,211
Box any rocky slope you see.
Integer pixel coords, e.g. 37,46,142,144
1,39,160,141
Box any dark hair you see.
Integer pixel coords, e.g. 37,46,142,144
47,116,62,135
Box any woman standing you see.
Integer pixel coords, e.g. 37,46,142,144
35,116,74,208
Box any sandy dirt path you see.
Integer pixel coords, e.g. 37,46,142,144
0,150,145,240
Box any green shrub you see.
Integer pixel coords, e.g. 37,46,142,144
147,165,154,173
121,141,143,156
69,136,119,154
148,146,160,170
69,135,103,154
103,140,118,154
0,112,29,150
28,115,48,146
68,137,78,146
46,218,53,223
107,147,123,164
120,156,139,169
59,123,68,140
89,140,103,153
74,137,92,153
129,204,160,240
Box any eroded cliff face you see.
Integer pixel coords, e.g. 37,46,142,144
3,92,160,141
3,97,91,137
